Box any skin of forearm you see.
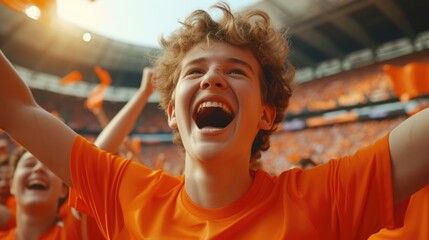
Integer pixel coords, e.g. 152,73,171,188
390,108,429,203
95,88,152,152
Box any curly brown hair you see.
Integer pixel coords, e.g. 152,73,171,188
153,2,295,160
9,146,26,175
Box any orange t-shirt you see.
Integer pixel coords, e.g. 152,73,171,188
59,204,85,240
69,134,408,239
0,196,16,231
80,213,106,240
0,221,66,239
369,185,429,240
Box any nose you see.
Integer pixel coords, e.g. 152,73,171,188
0,179,8,188
200,69,227,90
32,161,47,173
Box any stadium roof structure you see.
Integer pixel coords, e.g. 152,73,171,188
1,0,429,91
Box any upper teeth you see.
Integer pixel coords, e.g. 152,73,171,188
27,179,47,188
198,101,232,115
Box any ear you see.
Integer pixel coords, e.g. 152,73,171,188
60,184,68,199
167,101,178,129
259,104,276,130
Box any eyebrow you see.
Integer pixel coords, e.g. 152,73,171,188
20,156,37,164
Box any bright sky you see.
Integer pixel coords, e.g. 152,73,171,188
57,0,259,48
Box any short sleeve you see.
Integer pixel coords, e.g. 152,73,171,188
287,134,409,239
68,135,133,236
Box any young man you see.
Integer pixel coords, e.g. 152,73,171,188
1,2,429,239
0,155,15,231
0,149,77,239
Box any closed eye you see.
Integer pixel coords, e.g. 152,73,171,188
182,68,205,80
228,69,248,77
188,68,204,75
22,159,37,168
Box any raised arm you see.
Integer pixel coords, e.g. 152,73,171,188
94,67,154,152
0,51,76,186
389,108,429,203
91,107,110,129
91,104,144,161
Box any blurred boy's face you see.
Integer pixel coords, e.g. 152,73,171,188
0,164,11,202
168,41,274,164
10,152,66,209
0,140,8,165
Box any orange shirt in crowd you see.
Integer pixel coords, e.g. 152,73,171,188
69,134,408,239
0,221,66,240
0,196,16,231
369,185,429,240
59,204,84,240
81,213,106,240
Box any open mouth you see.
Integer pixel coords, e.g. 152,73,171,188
194,101,234,129
26,179,48,190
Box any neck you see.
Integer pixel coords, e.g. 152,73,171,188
184,154,253,208
15,206,58,240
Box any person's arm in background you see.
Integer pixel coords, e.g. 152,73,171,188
91,107,110,129
389,108,429,203
91,106,144,161
95,67,154,152
0,51,76,186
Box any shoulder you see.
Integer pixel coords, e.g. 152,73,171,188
0,228,15,239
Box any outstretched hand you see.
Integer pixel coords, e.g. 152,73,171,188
140,67,155,96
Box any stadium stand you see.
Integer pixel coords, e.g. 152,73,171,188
1,0,429,175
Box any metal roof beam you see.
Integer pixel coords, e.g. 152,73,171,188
371,0,415,39
330,15,376,49
289,49,318,67
293,29,345,58
287,0,372,32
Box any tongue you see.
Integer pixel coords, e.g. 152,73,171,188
197,107,233,128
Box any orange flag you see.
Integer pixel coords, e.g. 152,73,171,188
1,0,57,24
60,70,83,85
411,63,429,95
383,62,429,102
85,65,111,110
131,137,141,153
50,110,68,123
1,0,27,11
85,84,108,110
94,65,112,85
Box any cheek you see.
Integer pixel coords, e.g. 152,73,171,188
10,173,23,195
175,82,196,111
51,179,66,197
175,81,195,98
50,176,63,189
237,85,262,106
